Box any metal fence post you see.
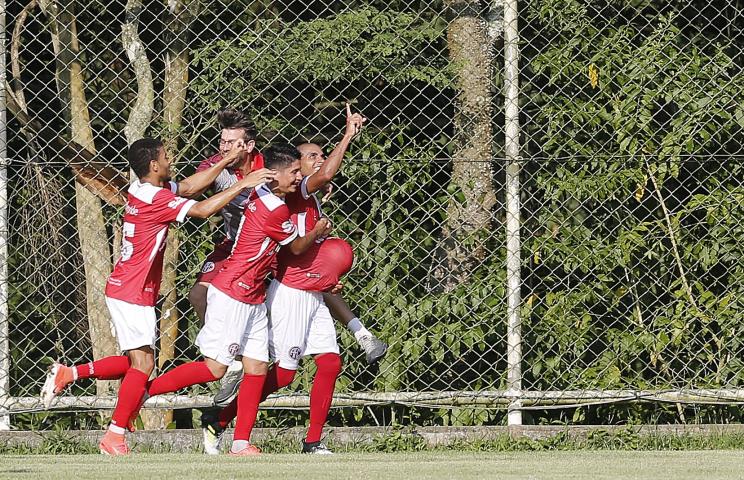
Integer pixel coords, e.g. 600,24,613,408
0,0,12,430
503,0,522,427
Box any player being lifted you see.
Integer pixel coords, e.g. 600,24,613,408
40,137,275,455
202,105,367,455
192,107,386,409
132,144,330,456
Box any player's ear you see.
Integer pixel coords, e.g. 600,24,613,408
244,139,256,153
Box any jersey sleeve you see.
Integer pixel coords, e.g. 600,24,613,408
196,154,220,173
299,176,311,200
263,204,298,246
151,189,197,224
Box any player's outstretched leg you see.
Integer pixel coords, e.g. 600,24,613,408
323,293,387,364
302,353,342,455
41,356,131,409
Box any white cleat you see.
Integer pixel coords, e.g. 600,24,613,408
201,411,225,455
40,362,62,409
302,441,333,455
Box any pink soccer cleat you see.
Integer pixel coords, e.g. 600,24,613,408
40,362,75,409
229,444,261,456
99,431,130,456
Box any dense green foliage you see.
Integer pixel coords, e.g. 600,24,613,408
5,0,743,428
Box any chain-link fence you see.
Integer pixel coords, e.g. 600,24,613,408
1,0,743,428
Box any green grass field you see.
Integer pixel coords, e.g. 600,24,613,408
0,451,740,480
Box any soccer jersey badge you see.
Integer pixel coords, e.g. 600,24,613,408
288,346,302,360
201,261,215,273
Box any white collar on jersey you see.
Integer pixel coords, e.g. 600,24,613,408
128,180,177,204
255,183,285,211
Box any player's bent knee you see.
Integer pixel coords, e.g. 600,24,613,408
243,358,269,376
204,358,228,379
315,353,342,376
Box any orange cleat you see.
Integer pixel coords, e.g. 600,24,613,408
40,362,75,409
99,431,130,456
228,444,261,456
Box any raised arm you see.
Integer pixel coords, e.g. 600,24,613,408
187,168,275,219
176,143,247,198
304,103,366,195
286,218,332,255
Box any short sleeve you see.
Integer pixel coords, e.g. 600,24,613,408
151,189,197,224
196,154,221,173
263,204,298,246
299,176,311,200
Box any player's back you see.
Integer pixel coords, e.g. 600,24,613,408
106,180,195,306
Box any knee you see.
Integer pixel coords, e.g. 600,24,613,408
131,355,155,375
205,358,228,379
315,353,342,376
243,359,269,376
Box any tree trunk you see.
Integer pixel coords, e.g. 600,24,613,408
155,0,198,429
429,1,497,292
42,0,119,396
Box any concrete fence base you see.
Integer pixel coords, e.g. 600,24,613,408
3,424,744,453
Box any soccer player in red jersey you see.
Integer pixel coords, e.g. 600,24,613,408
40,137,275,455
135,144,330,456
188,108,264,322
203,104,379,455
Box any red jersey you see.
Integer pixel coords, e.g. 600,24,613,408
196,152,264,242
283,176,324,236
277,176,343,291
211,184,298,304
106,180,196,306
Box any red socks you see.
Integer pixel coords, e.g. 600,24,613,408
217,365,296,428
232,374,267,441
306,353,342,443
147,361,219,396
75,356,130,380
110,368,149,432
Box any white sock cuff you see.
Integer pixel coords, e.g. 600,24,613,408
108,424,126,435
347,317,364,334
231,439,249,453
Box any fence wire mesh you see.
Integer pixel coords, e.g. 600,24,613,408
1,0,743,427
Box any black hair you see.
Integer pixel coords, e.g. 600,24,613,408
128,137,163,179
217,107,257,142
263,143,301,169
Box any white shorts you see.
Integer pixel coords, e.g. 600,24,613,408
196,285,269,366
105,296,157,352
267,280,339,370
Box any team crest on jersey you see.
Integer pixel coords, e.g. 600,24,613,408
281,220,295,234
201,261,215,273
228,343,241,356
288,346,302,360
167,197,188,209
246,202,256,212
